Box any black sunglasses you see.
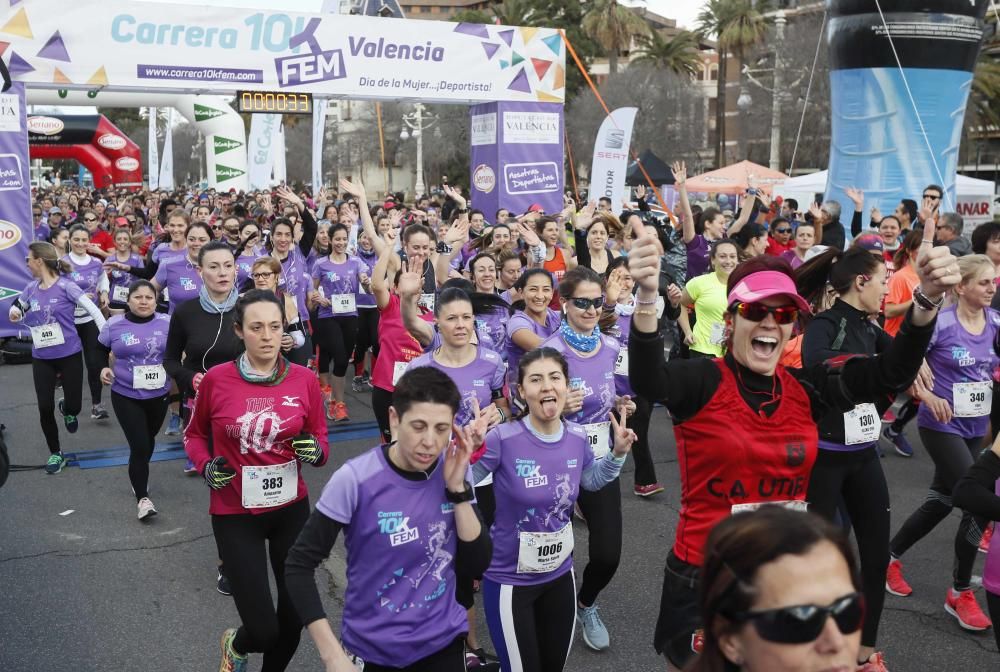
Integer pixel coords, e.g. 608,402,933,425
922,194,941,200
734,302,799,325
568,296,604,311
83,217,97,222
727,592,865,644
774,228,791,234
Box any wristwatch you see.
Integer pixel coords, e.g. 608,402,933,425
912,285,944,311
445,481,475,504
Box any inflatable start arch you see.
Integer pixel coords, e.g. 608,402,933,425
27,114,141,189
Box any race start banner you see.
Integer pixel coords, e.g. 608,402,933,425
0,83,32,338
469,101,564,217
0,0,566,104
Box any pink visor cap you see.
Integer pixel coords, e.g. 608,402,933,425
727,270,812,315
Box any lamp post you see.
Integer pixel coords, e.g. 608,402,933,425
400,103,438,199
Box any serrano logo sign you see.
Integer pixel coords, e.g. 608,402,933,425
98,133,127,150
115,157,140,171
27,116,64,136
0,219,23,251
473,164,495,194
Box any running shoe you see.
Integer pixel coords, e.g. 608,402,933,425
137,497,157,521
980,524,993,554
58,399,78,433
218,628,247,672
361,372,373,390
184,458,198,476
320,383,332,399
881,408,896,424
634,483,665,498
326,399,338,421
881,426,912,458
45,452,66,475
90,404,109,420
885,559,912,597
164,413,182,436
333,401,349,422
578,604,610,650
944,588,992,631
217,568,232,596
857,651,889,672
351,375,366,393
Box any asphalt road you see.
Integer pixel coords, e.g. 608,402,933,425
0,360,997,672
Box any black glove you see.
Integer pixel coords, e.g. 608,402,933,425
291,434,322,465
203,456,236,490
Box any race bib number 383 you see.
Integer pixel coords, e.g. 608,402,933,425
241,460,298,509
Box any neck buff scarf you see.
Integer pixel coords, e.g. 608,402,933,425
236,352,290,386
560,318,601,353
199,285,239,314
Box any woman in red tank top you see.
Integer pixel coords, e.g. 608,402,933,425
624,218,962,672
536,215,576,309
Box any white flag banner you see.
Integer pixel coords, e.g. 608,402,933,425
588,107,637,204
147,107,159,190
311,99,328,192
273,119,287,184
247,113,281,190
158,107,175,191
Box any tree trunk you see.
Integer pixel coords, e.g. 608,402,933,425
715,52,727,168
609,48,618,76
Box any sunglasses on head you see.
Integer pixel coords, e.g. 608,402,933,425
727,592,865,644
568,296,604,311
734,302,799,324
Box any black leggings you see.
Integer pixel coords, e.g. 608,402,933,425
483,570,576,672
32,352,84,454
111,391,169,500
359,636,465,672
212,497,310,672
890,428,987,591
373,385,393,443
576,476,622,607
889,397,919,434
628,396,657,487
353,308,380,366
314,316,358,377
76,320,106,405
806,446,888,648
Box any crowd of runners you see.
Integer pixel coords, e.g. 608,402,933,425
7,170,1000,672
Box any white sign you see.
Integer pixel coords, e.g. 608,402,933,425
1,0,565,103
26,116,63,135
502,111,561,144
472,164,495,193
0,93,21,132
97,133,127,150
115,156,139,171
147,106,159,190
247,113,281,190
956,195,995,227
471,112,497,146
158,107,174,190
589,107,637,202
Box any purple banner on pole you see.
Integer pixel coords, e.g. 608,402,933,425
469,101,563,220
0,83,34,338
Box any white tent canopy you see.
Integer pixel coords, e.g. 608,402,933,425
777,170,996,200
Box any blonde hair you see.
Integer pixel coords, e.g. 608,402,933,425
251,256,282,290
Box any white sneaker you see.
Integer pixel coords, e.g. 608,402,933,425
137,497,158,521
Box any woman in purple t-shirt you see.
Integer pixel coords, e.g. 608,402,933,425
284,367,492,672
471,347,635,672
64,224,111,420
152,221,211,314
98,280,170,521
9,241,106,475
106,227,143,314
889,254,1000,631
505,268,560,386
539,266,633,652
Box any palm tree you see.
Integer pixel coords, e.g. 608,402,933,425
631,29,701,78
581,0,650,76
698,0,771,166
452,0,539,26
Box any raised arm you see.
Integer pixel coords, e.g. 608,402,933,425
673,162,696,244
397,259,434,347
845,188,865,237
340,178,387,259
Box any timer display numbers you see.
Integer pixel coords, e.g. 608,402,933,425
236,90,313,114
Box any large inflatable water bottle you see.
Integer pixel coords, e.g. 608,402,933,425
825,0,989,219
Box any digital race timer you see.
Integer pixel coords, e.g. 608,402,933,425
236,91,313,114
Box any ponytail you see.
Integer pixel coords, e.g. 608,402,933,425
795,246,882,306
28,241,70,275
